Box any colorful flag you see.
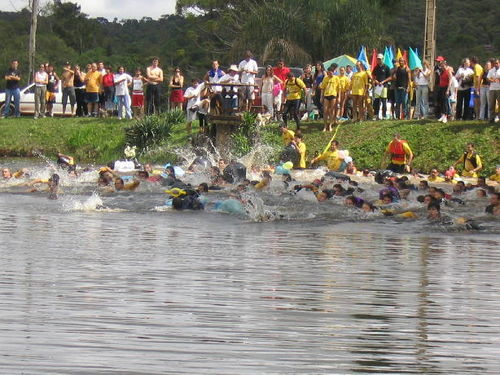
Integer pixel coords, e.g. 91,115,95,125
356,46,370,70
396,48,402,60
402,50,408,66
383,46,393,69
370,48,378,72
408,47,422,70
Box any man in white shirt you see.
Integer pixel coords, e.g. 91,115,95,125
114,66,133,119
238,50,258,111
455,58,474,120
184,79,205,134
487,58,500,123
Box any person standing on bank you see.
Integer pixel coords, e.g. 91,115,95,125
454,58,474,120
61,62,76,116
146,57,164,115
34,64,48,119
392,58,411,120
169,67,184,110
2,60,21,118
372,53,391,120
413,60,431,119
238,50,258,112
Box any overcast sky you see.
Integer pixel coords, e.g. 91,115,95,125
0,0,177,20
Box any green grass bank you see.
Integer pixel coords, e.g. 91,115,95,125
0,116,498,175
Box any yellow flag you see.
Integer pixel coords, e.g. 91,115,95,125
396,48,402,60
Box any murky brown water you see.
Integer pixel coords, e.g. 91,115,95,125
1,191,499,374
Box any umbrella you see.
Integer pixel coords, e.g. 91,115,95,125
322,54,357,70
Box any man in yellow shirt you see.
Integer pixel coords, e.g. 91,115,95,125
291,133,306,169
471,56,483,119
320,63,340,131
350,61,370,122
310,140,344,171
427,169,445,182
489,165,500,182
384,133,413,173
453,143,483,177
84,62,102,117
279,124,295,146
282,71,306,129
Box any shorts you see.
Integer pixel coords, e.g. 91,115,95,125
324,95,336,101
45,91,56,103
132,92,144,107
85,92,99,103
170,89,184,103
239,85,255,101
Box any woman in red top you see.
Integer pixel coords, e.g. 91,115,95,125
437,60,452,121
102,66,115,114
169,67,184,110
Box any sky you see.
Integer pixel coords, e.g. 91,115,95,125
0,0,177,20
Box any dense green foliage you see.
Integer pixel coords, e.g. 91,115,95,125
1,0,496,86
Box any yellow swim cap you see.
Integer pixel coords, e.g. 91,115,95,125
398,211,417,219
164,188,186,197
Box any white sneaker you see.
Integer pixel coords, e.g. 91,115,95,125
442,116,448,123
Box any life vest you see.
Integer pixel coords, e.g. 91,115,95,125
389,140,408,163
464,151,478,169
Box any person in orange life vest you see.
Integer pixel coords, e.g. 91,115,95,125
384,133,413,174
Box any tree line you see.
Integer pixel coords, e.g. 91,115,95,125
0,0,497,87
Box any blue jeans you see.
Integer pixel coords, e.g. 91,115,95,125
415,85,429,118
3,88,20,116
394,88,408,119
116,95,132,119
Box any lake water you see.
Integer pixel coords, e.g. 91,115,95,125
0,163,499,374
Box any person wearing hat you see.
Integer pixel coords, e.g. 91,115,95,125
219,65,240,112
61,62,76,116
372,53,391,120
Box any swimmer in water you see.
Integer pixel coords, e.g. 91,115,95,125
2,168,12,179
361,202,376,212
113,177,140,192
485,192,500,215
427,202,441,219
344,195,364,208
26,173,60,198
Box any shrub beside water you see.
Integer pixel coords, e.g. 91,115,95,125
125,110,185,154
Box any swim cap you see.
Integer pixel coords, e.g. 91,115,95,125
164,188,186,197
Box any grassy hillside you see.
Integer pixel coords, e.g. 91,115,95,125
0,117,498,175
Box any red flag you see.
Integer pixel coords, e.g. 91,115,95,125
370,48,378,72
402,50,408,66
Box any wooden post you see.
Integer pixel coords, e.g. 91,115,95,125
423,0,436,90
28,0,39,84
